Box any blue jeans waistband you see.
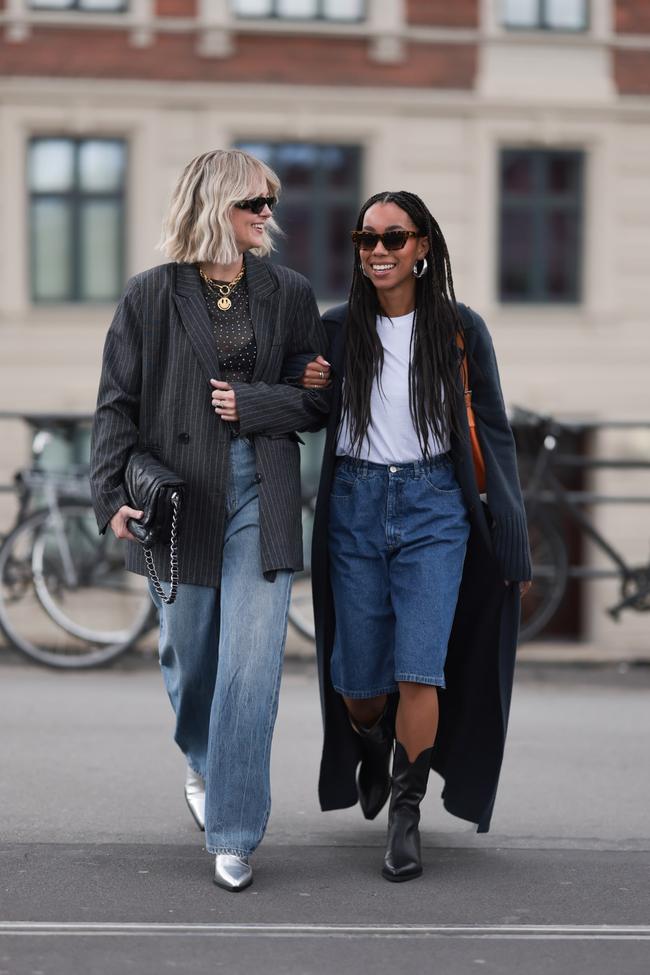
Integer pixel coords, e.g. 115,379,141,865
335,451,452,477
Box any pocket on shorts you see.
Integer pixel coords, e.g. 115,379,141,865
422,462,462,496
330,466,356,500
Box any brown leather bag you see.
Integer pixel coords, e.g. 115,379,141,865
456,333,487,493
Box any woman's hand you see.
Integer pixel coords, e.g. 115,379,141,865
110,505,143,541
210,379,239,422
300,355,331,389
506,580,532,596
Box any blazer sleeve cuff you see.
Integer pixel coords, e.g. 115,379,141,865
491,511,532,582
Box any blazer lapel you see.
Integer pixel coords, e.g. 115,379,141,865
173,263,222,383
173,256,280,385
245,254,280,382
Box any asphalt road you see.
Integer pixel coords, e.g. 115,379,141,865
1,658,649,974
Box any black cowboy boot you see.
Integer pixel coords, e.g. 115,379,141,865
382,742,433,882
350,711,393,820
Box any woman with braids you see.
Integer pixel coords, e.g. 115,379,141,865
307,191,531,882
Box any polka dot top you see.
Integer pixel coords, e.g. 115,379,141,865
200,272,257,384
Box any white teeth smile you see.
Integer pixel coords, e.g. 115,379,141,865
372,264,395,271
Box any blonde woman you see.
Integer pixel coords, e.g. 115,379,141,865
90,149,330,891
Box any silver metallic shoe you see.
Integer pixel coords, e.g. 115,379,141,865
184,765,205,831
214,854,253,892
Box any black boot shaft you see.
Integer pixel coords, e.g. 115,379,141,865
353,711,393,821
382,742,433,883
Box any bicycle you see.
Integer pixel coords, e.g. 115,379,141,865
0,411,319,665
512,406,650,642
0,413,152,668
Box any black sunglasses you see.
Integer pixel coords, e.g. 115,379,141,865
234,196,277,215
351,229,421,251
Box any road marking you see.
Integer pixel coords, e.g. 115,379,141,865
0,923,649,941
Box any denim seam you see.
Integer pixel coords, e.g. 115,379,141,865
332,682,398,699
206,845,250,858
394,672,446,688
244,570,293,850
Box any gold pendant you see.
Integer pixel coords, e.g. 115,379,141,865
217,296,232,311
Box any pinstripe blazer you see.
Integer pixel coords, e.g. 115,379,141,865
90,255,329,586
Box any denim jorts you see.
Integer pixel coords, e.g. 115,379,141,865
328,454,470,697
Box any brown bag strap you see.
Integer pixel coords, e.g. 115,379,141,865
455,329,487,491
455,332,476,427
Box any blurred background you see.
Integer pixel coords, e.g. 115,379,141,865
0,0,649,660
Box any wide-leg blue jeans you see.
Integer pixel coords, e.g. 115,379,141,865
149,438,293,857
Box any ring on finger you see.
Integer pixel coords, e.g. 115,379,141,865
318,370,324,379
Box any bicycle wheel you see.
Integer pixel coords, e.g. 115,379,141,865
0,503,152,668
519,513,569,642
288,569,315,641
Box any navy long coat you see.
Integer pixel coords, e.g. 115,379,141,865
311,302,532,833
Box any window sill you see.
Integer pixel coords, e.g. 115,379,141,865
1,8,154,46
27,302,119,321
485,29,603,48
492,303,589,326
0,8,482,60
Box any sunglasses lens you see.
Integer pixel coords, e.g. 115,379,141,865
238,196,276,214
352,232,378,250
351,230,411,250
384,231,409,250
256,196,276,213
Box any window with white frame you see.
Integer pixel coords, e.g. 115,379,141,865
29,137,127,303
232,0,364,22
237,141,361,299
502,0,588,31
499,148,584,304
29,0,127,11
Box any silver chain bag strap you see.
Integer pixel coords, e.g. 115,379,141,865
124,449,185,605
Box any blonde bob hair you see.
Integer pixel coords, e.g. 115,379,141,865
159,148,281,265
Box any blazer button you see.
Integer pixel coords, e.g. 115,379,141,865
177,432,190,444
254,473,262,484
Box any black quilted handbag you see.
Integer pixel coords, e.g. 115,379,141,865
124,449,185,605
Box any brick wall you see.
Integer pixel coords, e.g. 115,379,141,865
406,0,478,28
0,31,476,88
614,49,650,94
615,0,650,34
156,0,196,16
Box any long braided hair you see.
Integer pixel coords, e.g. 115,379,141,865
342,190,464,460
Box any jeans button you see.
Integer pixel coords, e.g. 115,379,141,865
389,465,397,473
254,473,262,484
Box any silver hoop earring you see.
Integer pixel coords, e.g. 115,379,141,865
360,262,369,278
413,258,428,279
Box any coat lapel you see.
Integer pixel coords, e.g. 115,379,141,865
245,254,280,382
173,263,222,383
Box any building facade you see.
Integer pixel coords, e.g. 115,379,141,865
1,0,649,651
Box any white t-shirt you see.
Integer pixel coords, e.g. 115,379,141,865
336,311,450,464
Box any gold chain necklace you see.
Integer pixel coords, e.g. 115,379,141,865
198,265,245,312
